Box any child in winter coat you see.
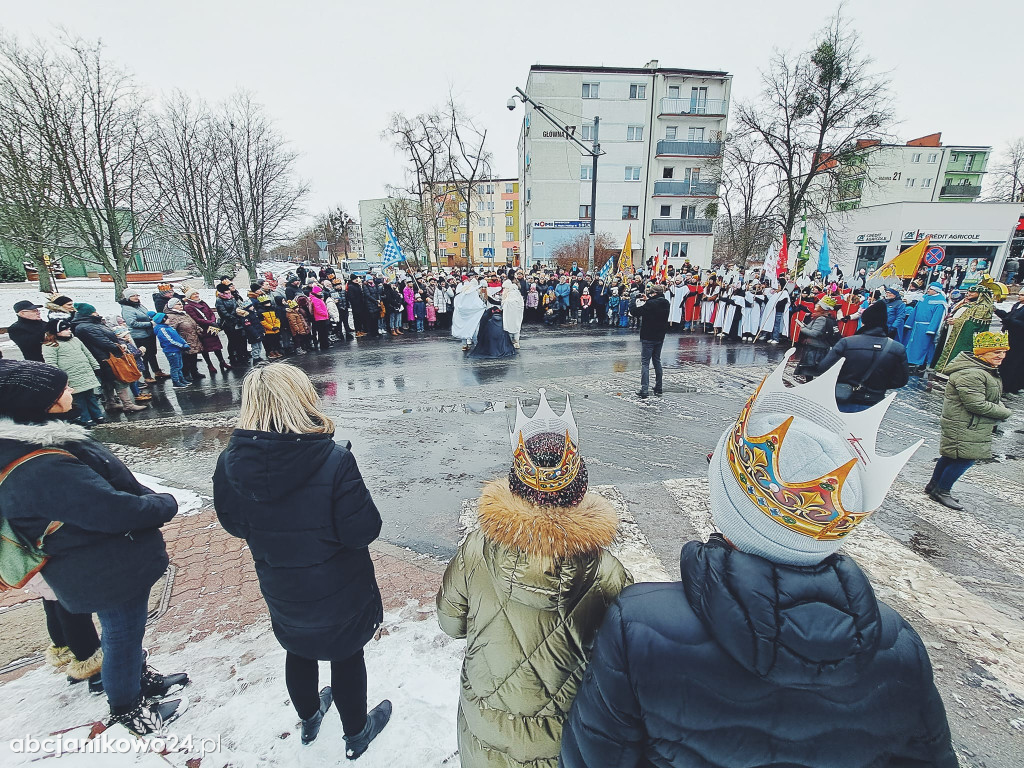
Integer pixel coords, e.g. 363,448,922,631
608,291,620,321
580,287,593,325
413,293,426,332
285,301,312,353
425,297,437,329
618,288,630,327
42,318,105,426
153,313,192,388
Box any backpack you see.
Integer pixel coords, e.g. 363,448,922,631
0,449,70,591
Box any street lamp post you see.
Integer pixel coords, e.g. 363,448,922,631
509,87,603,274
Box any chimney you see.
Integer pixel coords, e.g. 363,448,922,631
644,59,659,69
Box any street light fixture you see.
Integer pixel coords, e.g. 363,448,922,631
509,87,603,273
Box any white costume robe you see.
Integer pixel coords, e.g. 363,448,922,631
700,286,719,324
667,283,686,323
451,281,487,341
743,294,766,337
757,290,791,338
501,280,524,336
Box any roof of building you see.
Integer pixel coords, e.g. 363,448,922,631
855,133,991,152
530,63,730,78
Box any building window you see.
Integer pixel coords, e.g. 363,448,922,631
505,200,514,211
460,233,467,242
629,83,646,99
579,205,592,219
663,167,674,179
506,215,514,227
506,247,515,259
622,206,639,220
478,231,486,242
505,183,514,194
665,126,677,140
927,153,939,163
680,205,697,220
905,178,916,187
659,205,671,217
439,249,448,258
922,178,932,188
668,85,680,99
525,188,531,203
627,125,644,142
486,184,494,194
951,152,959,162
487,201,495,210
461,248,466,257
581,165,593,180
582,82,599,99
459,202,467,212
687,127,705,142
459,217,467,226
477,201,485,211
911,153,922,163
964,153,975,172
624,166,642,181
581,124,594,141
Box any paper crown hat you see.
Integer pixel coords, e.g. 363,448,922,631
709,348,922,565
973,331,1009,353
507,388,587,507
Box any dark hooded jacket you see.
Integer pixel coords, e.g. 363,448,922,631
8,316,47,362
70,313,124,362
0,418,177,613
560,535,956,768
817,301,910,404
213,430,383,661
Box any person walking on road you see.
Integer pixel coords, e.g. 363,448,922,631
630,284,670,398
927,331,1013,510
213,363,391,759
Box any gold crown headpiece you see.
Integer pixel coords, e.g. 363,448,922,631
725,349,921,541
508,389,582,493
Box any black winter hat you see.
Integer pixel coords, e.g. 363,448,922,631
0,359,69,423
858,299,888,332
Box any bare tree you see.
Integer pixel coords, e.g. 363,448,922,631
371,197,426,269
987,138,1024,203
313,205,357,261
716,134,781,269
219,92,308,283
550,233,616,273
0,34,161,297
149,91,230,287
734,10,894,240
444,97,492,266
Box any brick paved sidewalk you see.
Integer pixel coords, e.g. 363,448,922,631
0,506,447,677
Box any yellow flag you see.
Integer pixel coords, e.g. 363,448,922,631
867,237,930,282
617,227,633,274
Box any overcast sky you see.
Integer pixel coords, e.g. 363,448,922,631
3,0,1018,227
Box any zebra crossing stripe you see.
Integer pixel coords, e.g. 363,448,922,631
664,477,1024,702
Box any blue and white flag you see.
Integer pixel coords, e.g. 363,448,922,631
817,229,830,277
597,257,613,282
382,218,406,267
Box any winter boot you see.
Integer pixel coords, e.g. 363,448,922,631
66,648,103,683
45,645,74,670
929,489,964,510
141,663,190,700
300,686,333,745
344,700,392,760
107,696,185,736
119,390,147,412
88,673,104,694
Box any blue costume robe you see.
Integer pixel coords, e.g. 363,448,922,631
903,293,947,366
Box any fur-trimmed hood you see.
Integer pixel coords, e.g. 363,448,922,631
477,478,618,560
0,417,92,447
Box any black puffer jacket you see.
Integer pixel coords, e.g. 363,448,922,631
630,295,671,342
8,317,47,362
817,327,911,404
0,418,177,613
70,314,123,362
213,430,383,661
561,535,956,768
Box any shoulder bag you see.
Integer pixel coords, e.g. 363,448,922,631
107,350,142,384
835,339,893,403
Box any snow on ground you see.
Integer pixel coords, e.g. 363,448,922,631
133,473,207,517
0,607,464,767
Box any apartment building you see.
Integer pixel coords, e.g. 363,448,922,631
833,133,991,210
517,61,732,269
432,179,521,267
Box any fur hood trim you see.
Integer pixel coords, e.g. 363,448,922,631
0,417,92,447
477,478,618,559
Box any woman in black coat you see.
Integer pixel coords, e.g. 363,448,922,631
0,359,187,734
213,363,391,759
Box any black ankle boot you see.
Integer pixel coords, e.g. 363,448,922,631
344,699,392,760
300,687,333,745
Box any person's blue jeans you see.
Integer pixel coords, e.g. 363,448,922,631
771,312,785,341
416,319,424,331
72,390,105,423
928,456,974,492
838,402,874,413
640,340,664,394
249,341,264,363
163,349,187,386
96,592,150,708
389,311,401,331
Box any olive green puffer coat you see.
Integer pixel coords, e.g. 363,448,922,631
41,337,101,393
940,352,1012,460
437,479,632,768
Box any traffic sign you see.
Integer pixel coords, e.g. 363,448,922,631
315,240,328,251
924,245,945,267
483,247,495,260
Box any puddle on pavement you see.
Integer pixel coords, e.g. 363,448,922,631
101,424,235,451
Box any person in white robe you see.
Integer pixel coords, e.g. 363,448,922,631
500,279,524,348
667,277,686,326
700,281,719,328
757,287,792,343
452,279,487,350
742,287,767,340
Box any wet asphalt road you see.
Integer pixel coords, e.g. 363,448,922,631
94,323,1024,766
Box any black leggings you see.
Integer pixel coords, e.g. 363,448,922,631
285,649,367,737
42,599,101,661
136,334,163,376
312,319,331,350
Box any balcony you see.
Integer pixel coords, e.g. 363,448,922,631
653,180,718,196
656,140,722,157
659,98,728,117
939,184,982,198
651,218,714,234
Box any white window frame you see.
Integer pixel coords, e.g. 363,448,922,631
665,126,677,140
579,204,592,219
659,204,672,217
911,153,922,163
922,178,932,188
627,125,644,142
927,153,938,163
458,202,467,212
687,127,705,142
505,183,514,194
582,82,599,99
581,165,593,180
624,166,642,181
629,83,646,100
505,200,514,211
506,215,514,227
487,201,495,211
622,205,639,220
476,201,485,211
478,231,486,242
460,233,467,242
581,124,594,141
905,178,916,187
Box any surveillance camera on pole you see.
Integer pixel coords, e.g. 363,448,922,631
507,97,518,112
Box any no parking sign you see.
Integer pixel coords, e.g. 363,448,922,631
924,245,945,267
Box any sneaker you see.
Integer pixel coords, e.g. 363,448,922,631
300,687,333,745
107,696,185,736
635,390,649,399
141,664,190,700
653,388,663,396
172,382,190,389
344,700,392,760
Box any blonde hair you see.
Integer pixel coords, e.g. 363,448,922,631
237,363,335,434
